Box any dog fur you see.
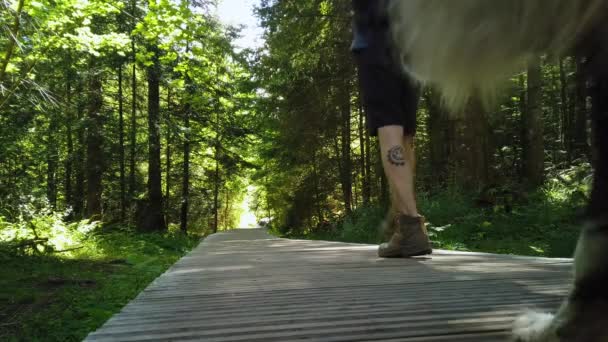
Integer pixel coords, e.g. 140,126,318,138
388,0,606,110
510,224,608,341
386,1,608,341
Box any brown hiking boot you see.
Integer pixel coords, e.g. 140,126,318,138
378,215,432,258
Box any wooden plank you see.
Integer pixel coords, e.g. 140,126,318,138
85,228,572,341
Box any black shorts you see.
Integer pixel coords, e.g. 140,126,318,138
353,46,420,137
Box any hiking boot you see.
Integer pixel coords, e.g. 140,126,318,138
378,215,432,258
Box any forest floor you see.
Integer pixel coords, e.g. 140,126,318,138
0,227,200,342
287,185,586,259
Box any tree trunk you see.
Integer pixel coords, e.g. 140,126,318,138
549,64,562,163
47,113,58,209
74,79,86,218
567,58,577,163
339,86,352,215
451,96,493,190
180,95,190,234
365,123,372,199
85,61,104,218
65,77,73,213
165,87,171,218
213,143,220,234
118,63,126,221
426,89,450,185
138,47,166,232
518,73,527,177
352,167,358,210
213,94,221,234
573,57,589,158
223,190,230,229
312,150,323,224
522,57,544,188
559,58,569,156
358,102,370,205
129,1,138,203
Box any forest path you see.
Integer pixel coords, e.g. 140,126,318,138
85,228,572,341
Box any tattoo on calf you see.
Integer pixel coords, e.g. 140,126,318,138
387,146,406,166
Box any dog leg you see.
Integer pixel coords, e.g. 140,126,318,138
513,58,608,342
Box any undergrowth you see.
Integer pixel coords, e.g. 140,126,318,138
0,199,201,342
284,167,589,258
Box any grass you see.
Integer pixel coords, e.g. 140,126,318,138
285,183,586,258
418,190,582,257
0,227,200,342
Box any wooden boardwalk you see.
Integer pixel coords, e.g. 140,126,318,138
85,229,573,341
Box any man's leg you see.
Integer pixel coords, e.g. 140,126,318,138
377,125,431,258
379,126,419,217
349,0,429,257
383,134,418,239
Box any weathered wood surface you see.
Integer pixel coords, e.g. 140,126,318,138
85,228,573,341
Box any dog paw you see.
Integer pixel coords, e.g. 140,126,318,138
512,310,555,342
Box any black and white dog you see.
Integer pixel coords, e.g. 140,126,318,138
387,1,608,341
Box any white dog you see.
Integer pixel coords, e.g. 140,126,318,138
387,1,608,341
389,0,606,110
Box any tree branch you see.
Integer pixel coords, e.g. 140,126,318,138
0,0,26,84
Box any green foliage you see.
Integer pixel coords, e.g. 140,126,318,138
0,209,200,341
419,188,582,257
334,206,386,243
281,205,385,244
0,197,98,256
0,0,256,233
252,0,360,233
286,174,588,258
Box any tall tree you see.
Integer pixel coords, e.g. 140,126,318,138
180,83,191,234
85,61,104,218
451,97,493,190
213,106,220,233
364,122,373,199
426,90,450,183
165,87,172,217
74,79,86,218
46,111,58,209
118,63,126,221
138,46,166,232
358,103,370,205
573,57,589,158
339,84,352,214
129,0,139,204
65,67,74,213
558,58,570,157
522,57,545,187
